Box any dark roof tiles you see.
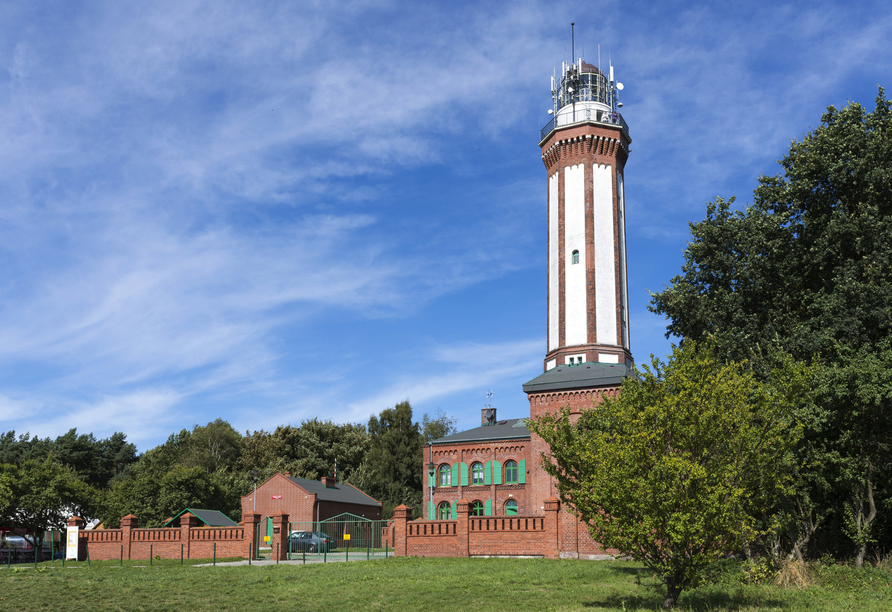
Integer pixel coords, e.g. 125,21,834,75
431,418,530,445
287,477,381,507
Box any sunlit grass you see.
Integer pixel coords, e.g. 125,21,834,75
2,557,890,611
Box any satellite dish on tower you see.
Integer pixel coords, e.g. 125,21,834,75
616,82,624,90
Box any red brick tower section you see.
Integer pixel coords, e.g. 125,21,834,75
541,118,631,369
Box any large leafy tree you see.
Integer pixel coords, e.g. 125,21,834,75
529,342,810,609
366,401,422,516
0,459,96,550
649,89,892,564
237,419,369,483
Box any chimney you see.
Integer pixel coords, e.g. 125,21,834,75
321,476,337,488
481,407,496,426
283,471,291,478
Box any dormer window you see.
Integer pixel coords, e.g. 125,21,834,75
571,250,580,264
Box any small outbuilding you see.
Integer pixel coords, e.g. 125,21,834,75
242,473,381,540
163,509,239,528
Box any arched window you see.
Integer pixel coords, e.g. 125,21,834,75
438,501,451,520
505,460,519,484
505,500,518,516
470,500,484,516
439,464,451,486
572,250,580,264
471,462,484,485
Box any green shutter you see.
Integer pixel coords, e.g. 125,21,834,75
460,462,469,486
429,502,435,520
451,501,457,519
519,459,526,484
484,461,491,485
484,500,492,516
451,463,459,486
428,471,434,488
493,460,503,485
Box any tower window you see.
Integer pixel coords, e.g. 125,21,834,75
571,250,580,264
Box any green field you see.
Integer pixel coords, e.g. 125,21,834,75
2,557,891,611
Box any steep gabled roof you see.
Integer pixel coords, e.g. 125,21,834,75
287,477,381,507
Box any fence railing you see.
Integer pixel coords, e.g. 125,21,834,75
540,109,629,141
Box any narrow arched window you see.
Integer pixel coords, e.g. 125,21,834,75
471,462,484,485
572,250,580,264
470,500,484,516
439,464,451,486
505,460,519,484
505,500,518,516
438,501,451,520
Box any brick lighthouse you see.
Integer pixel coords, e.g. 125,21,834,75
523,49,635,548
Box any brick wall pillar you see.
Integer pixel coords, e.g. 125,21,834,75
455,498,470,558
242,512,260,559
392,504,412,557
179,512,198,559
544,497,561,559
120,514,139,560
67,516,86,561
271,511,290,560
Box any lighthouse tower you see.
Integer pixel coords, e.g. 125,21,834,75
523,51,635,525
539,55,631,369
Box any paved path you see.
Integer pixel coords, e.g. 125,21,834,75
193,554,391,567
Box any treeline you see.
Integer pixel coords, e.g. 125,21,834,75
0,401,456,548
648,89,892,566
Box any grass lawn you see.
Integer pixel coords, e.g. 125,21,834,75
2,556,891,611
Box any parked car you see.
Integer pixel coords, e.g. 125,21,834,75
288,531,332,553
2,535,32,549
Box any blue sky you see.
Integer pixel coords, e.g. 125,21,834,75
1,1,890,452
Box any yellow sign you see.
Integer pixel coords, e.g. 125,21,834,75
264,536,271,542
343,534,350,541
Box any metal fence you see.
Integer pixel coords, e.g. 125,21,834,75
539,109,629,141
286,514,394,562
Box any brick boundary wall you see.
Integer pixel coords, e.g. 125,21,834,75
392,497,571,559
68,511,293,562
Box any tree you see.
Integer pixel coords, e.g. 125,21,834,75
420,408,458,444
0,459,95,551
366,401,422,516
236,420,369,483
529,342,810,609
648,89,892,564
179,419,242,474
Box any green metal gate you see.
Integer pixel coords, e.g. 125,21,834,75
287,514,393,561
254,516,274,560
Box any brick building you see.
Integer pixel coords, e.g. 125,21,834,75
415,52,633,559
241,473,381,538
424,409,531,520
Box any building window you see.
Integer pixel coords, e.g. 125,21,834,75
438,501,451,520
505,500,518,516
471,462,484,485
572,250,580,264
470,500,484,516
439,464,451,486
505,460,519,484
